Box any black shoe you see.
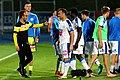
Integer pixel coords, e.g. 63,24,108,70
117,66,120,73
110,68,117,74
87,69,92,74
29,70,32,76
17,68,27,76
22,74,30,78
17,68,23,76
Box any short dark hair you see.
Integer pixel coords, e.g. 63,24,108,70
57,8,68,15
71,7,78,16
101,6,110,14
81,9,90,16
24,1,31,6
18,10,26,18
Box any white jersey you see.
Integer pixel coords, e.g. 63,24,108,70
72,17,84,45
59,19,74,44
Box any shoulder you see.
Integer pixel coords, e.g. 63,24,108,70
66,19,71,23
89,18,95,23
66,19,72,26
75,17,81,22
30,13,38,17
14,22,22,27
96,16,106,23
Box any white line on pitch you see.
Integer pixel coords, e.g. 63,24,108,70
0,52,17,61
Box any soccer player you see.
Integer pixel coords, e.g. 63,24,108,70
13,10,48,78
49,10,62,76
108,8,120,74
89,6,116,77
48,10,57,48
70,8,93,77
81,9,103,74
17,1,40,76
57,8,74,79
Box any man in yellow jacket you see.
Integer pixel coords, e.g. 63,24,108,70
13,10,48,78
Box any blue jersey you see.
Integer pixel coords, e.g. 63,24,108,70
108,16,120,41
17,13,40,37
52,17,59,44
82,18,95,42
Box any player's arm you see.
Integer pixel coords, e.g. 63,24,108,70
98,18,106,49
70,30,74,51
13,26,19,51
98,26,103,48
33,21,48,28
25,21,48,28
74,27,82,50
67,20,74,51
48,17,53,32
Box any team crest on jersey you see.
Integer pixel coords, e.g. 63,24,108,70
99,49,104,52
59,29,63,36
63,50,67,56
30,18,34,21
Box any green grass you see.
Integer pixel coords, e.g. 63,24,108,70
0,44,120,80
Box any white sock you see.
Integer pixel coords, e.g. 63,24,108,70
94,59,100,66
61,61,65,74
63,61,70,76
58,61,62,71
110,65,115,72
70,58,76,70
81,58,90,70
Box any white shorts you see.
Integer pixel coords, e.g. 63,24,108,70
59,43,71,59
84,41,94,54
109,41,118,54
72,45,83,54
93,40,109,54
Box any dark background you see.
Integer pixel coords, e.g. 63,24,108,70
0,0,119,43
11,0,120,11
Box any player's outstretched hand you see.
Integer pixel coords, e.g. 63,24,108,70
44,21,48,26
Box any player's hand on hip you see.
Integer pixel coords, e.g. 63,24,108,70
73,44,78,50
99,41,103,49
16,46,20,51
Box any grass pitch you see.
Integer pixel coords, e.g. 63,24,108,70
0,44,120,80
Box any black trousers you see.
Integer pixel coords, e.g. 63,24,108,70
18,43,33,69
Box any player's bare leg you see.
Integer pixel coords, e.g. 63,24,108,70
103,54,116,77
110,54,116,73
89,54,98,68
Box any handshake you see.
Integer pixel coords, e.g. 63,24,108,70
43,21,49,26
